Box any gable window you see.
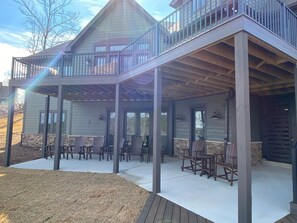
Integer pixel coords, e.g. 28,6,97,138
110,45,127,51
95,46,107,52
39,111,66,134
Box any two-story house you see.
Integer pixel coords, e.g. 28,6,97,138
4,0,297,221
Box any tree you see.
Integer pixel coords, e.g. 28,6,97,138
13,0,80,54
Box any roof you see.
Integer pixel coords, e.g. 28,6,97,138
26,41,72,58
68,0,157,50
0,84,9,101
169,0,184,8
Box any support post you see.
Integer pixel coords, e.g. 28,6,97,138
168,101,174,157
235,32,252,223
113,83,121,173
42,95,50,158
4,87,16,167
54,85,64,170
291,63,297,216
153,67,162,193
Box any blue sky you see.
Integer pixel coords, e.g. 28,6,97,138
0,0,174,81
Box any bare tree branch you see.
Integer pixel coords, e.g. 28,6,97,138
13,0,80,54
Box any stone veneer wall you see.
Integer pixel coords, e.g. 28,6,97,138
173,138,262,165
21,133,101,147
174,138,189,158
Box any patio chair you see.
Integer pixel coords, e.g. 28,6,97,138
45,135,66,159
86,136,105,161
104,137,126,161
214,142,238,186
44,136,55,159
125,135,144,162
66,136,86,160
181,139,205,175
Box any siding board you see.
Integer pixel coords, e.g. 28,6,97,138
24,91,71,134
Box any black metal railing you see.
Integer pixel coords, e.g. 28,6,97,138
12,0,297,80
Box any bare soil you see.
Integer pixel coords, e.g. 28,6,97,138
0,114,149,222
0,168,148,223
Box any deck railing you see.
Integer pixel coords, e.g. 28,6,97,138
12,0,297,80
242,0,297,47
13,52,119,79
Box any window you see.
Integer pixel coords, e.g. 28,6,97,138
95,46,107,52
39,111,66,134
192,109,205,140
126,112,136,143
110,45,127,51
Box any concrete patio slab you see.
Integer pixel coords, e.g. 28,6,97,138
11,156,292,223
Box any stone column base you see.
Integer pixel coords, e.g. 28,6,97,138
290,201,297,216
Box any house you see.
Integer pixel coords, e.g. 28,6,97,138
5,0,297,222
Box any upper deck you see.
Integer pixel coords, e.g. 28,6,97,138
10,0,297,101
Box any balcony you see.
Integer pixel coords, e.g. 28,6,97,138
11,0,297,81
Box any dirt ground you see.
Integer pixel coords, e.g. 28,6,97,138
0,168,149,223
0,114,149,223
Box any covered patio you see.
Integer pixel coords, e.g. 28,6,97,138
5,1,297,222
11,156,292,223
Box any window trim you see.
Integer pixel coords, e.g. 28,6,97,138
39,111,67,134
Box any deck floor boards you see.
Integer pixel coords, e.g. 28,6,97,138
275,214,297,223
137,193,213,223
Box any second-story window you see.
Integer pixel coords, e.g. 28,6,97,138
110,45,127,51
95,46,107,52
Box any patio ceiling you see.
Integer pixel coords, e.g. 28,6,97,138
27,34,296,102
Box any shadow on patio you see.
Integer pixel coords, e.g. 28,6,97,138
11,156,292,223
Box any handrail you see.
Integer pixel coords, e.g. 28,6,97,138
12,52,120,79
119,0,297,73
12,0,297,80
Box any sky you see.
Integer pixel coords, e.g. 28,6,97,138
0,0,175,82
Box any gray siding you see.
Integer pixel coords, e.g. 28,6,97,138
174,94,226,141
74,1,155,54
70,101,169,136
174,94,261,142
23,91,71,134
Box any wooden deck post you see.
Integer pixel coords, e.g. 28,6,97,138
113,83,121,173
54,85,64,170
4,87,16,167
235,31,252,223
42,95,50,158
153,67,162,193
168,101,174,157
291,63,297,215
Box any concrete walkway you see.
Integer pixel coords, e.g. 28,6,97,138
12,156,292,223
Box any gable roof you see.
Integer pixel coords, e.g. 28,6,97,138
25,41,72,58
170,0,184,8
69,0,157,50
